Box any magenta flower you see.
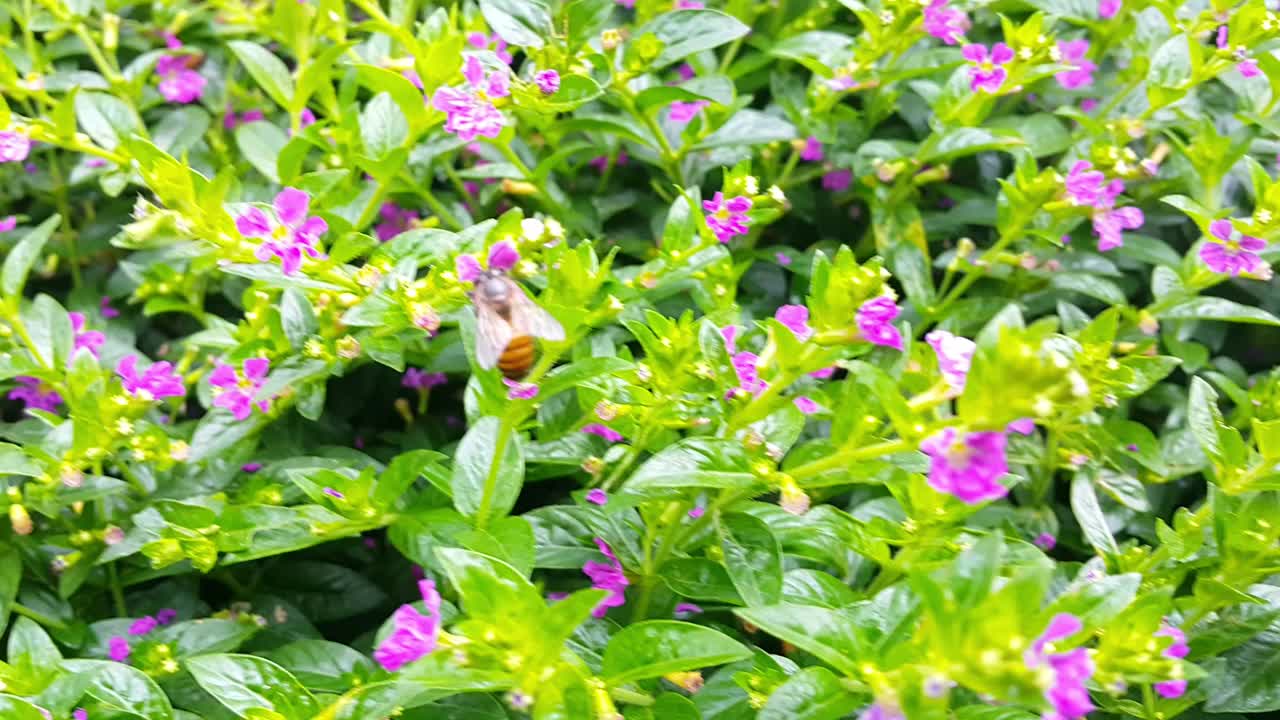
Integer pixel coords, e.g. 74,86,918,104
794,396,819,414
583,538,629,618
117,355,186,400
776,252,792,266
0,130,32,163
674,602,702,617
1098,0,1120,18
100,296,119,319
156,608,178,625
73,709,87,720
963,43,1013,93
920,428,1009,504
668,100,710,123
688,505,705,518
432,56,510,142
1093,206,1144,252
323,487,345,499
128,616,159,636
534,69,561,95
299,108,317,129
856,296,904,351
69,312,105,357
237,188,328,275
1201,219,1267,276
589,151,629,173
617,0,635,7
925,330,975,392
155,56,206,104
922,0,969,45
108,636,130,662
242,462,263,473
1034,532,1057,550
1024,613,1095,720
675,0,704,7
0,216,15,232
810,366,835,379
800,136,824,162
8,376,62,414
822,169,853,192
583,424,624,442
703,192,753,243
374,579,442,672
1156,622,1189,658
1155,680,1187,699
720,325,738,353
731,351,768,397
1008,417,1036,435
677,63,696,81
586,488,608,505
375,202,419,241
775,305,812,340
1217,27,1262,78
209,358,271,420
1055,40,1096,90
1064,161,1107,206
403,368,447,389
456,240,519,282
503,378,539,400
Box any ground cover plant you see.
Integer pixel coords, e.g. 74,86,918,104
2,0,1280,718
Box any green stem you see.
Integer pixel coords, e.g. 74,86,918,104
12,602,69,630
4,305,51,369
610,686,655,707
930,206,1036,318
788,439,913,481
489,140,572,218
1141,682,1158,720
107,562,127,616
401,173,463,230
46,152,81,288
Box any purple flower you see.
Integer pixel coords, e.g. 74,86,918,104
1239,59,1261,79
1064,161,1107,207
822,169,853,192
794,396,819,414
703,192,753,243
675,0,704,7
1093,206,1144,252
100,296,119,318
1025,614,1094,720
237,188,328,275
720,325,738,353
860,701,905,720
1098,0,1120,18
155,55,206,104
589,151,629,172
1080,97,1099,112
375,202,418,241
856,296,904,351
675,602,703,617
925,330,975,392
810,366,836,379
117,355,186,400
583,538,629,618
209,358,271,421
242,462,263,473
1008,418,1035,435
456,241,519,282
677,63,696,81
503,378,539,400
1201,219,1267,276
0,216,16,232
69,312,105,357
775,305,812,340
108,636,130,662
776,252,792,266
1055,40,1096,90
1155,680,1187,699
800,136,823,162
403,368,448,390
323,487,345,500
617,0,635,7
668,100,709,123
963,43,1013,93
583,424,624,442
688,505,705,518
1217,27,1262,79
1156,623,1189,659
920,428,1009,504
1035,532,1057,550
373,580,442,672
731,352,768,397
8,376,62,414
299,108,317,129
73,709,87,720
156,608,178,625
432,56,510,141
0,130,32,162
586,488,608,505
534,69,560,95
128,616,159,636
923,0,969,45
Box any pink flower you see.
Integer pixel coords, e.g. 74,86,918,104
117,355,186,400
822,169,853,192
1155,680,1187,699
856,296,903,351
589,151,629,172
323,487,344,499
922,0,969,45
583,538,629,618
586,488,608,505
1239,59,1261,79
720,325,738,353
776,252,792,266
237,187,328,275
373,580,442,672
794,396,819,414
675,602,702,616
456,240,519,282
1098,0,1120,18
583,424,624,442
703,192,752,243
299,108,317,129
962,43,1013,93
1064,161,1107,207
209,358,271,420
1055,39,1096,90
503,378,539,400
242,462,263,473
668,100,710,123
617,0,635,7
128,616,159,636
403,69,423,89
8,376,62,414
108,636,131,662
810,366,836,379
925,330,975,392
155,56,206,104
1217,27,1261,79
800,136,824,162
1080,98,1099,112
731,352,768,396
467,32,488,49
69,312,105,357
163,32,183,50
156,608,178,625
375,202,419,241
1025,614,1095,720
100,296,119,319
677,63,697,81
920,428,1009,504
0,131,32,163
432,56,510,141
534,69,560,95
403,368,447,389
1093,206,1144,252
0,216,16,232
1201,219,1267,276
1008,418,1036,435
688,505,705,518
1156,623,1189,659
775,305,812,340
675,0,704,7
73,709,87,720
1034,532,1057,550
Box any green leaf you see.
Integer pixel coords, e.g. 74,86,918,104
626,438,757,493
479,0,551,48
229,41,296,108
263,640,376,693
264,562,388,622
84,661,175,720
435,547,540,620
0,697,47,720
361,92,410,160
75,92,141,150
601,621,751,684
1046,573,1140,627
353,64,431,136
888,241,935,308
7,616,62,673
186,654,318,720
2,215,60,299
1050,273,1127,305
718,512,783,607
759,666,862,720
235,121,288,183
451,416,525,526
1158,298,1280,326
920,127,1023,163
694,110,796,150
1150,34,1192,89
0,443,42,478
1070,473,1118,558
660,558,744,604
0,544,19,630
1203,589,1280,713
735,604,862,675
639,9,751,69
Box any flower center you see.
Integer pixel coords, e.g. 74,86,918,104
946,440,972,468
271,224,290,241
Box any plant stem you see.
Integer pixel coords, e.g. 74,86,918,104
12,602,69,630
107,562,127,616
401,172,463,230
929,206,1035,318
788,439,913,481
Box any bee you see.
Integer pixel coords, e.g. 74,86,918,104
470,269,565,378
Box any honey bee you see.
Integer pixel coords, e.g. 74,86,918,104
470,269,565,378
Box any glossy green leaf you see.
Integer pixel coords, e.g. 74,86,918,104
601,621,751,684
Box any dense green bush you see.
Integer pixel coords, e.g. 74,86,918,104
3,0,1280,718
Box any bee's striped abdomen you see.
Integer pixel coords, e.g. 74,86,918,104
498,335,536,378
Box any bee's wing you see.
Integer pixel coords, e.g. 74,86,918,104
472,300,515,370
508,282,566,341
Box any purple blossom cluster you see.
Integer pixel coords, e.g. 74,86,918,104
209,358,271,420
433,57,510,142
1063,161,1144,251
1025,614,1095,720
155,49,206,104
236,188,328,275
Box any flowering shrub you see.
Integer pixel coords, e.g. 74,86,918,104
4,0,1280,719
